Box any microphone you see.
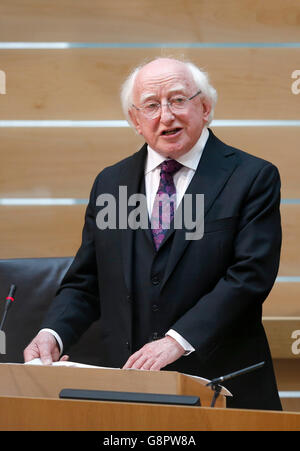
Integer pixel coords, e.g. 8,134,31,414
207,361,265,387
206,361,265,407
0,284,16,331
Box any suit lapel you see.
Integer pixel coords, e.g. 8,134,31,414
161,130,237,290
120,144,148,294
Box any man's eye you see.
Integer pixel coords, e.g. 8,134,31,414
144,103,159,110
171,97,186,105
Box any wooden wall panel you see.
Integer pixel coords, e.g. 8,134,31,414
0,126,298,198
274,360,300,391
0,48,299,120
280,205,300,276
281,398,300,413
0,128,143,198
274,359,300,412
0,206,85,258
263,318,300,359
264,283,300,317
0,0,299,42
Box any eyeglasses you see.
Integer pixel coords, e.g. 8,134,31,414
132,90,202,119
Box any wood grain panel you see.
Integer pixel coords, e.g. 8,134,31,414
0,126,299,198
264,283,300,317
274,359,300,391
0,0,299,42
280,204,300,276
0,128,143,198
281,398,300,413
274,359,300,412
263,317,300,359
0,205,85,258
0,364,223,408
1,395,300,431
0,48,299,119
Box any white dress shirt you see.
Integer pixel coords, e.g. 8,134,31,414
41,127,209,357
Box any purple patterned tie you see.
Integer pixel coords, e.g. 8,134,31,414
151,159,183,250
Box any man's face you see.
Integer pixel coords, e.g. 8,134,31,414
129,59,211,159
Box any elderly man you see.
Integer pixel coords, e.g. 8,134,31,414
24,58,282,410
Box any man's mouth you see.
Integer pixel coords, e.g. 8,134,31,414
161,128,182,136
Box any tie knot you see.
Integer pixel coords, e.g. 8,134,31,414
160,159,182,175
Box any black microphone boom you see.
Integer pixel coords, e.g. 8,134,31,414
0,284,16,331
207,361,265,387
206,361,265,408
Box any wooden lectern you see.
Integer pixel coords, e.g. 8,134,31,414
0,363,299,431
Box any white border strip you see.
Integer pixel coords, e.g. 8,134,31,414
279,392,300,398
0,198,88,205
0,42,300,49
0,120,129,128
1,198,299,207
0,120,299,128
276,277,300,282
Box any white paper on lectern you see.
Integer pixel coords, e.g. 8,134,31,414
24,357,117,370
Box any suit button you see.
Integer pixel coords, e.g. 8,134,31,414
151,275,160,285
152,304,159,312
152,332,159,340
125,341,130,349
126,294,132,303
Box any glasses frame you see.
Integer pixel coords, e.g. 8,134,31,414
132,89,202,118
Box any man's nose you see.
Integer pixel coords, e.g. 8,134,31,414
160,103,175,123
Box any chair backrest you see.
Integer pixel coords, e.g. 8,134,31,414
0,257,102,365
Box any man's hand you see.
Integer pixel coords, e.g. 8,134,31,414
122,336,185,371
23,330,69,365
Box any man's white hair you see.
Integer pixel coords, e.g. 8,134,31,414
120,58,217,128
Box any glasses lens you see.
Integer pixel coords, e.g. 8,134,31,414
169,97,188,112
142,103,160,118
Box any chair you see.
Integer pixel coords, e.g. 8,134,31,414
0,257,102,365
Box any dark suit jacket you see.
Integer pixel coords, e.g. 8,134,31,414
43,129,282,410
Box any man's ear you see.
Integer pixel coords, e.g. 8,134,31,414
129,109,142,134
202,99,212,123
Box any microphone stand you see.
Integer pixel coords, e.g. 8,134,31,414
0,285,16,355
209,382,223,408
0,284,16,331
206,361,265,408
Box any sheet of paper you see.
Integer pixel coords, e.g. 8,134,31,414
24,358,119,370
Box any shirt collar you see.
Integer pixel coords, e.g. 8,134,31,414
145,126,209,174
